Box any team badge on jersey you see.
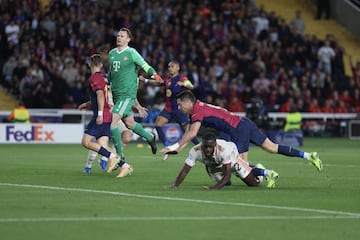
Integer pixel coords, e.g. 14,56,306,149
166,89,172,97
123,56,128,61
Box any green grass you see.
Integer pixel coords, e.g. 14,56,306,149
0,138,359,240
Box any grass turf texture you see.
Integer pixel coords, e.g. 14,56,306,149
0,138,359,240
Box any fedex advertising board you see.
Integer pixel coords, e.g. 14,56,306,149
0,124,83,144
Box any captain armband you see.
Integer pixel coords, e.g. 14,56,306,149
183,80,192,87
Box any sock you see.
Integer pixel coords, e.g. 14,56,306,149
278,145,304,158
156,126,167,145
251,167,265,176
100,156,108,162
86,150,97,167
303,152,310,160
120,162,129,168
111,126,124,157
132,122,152,142
98,146,111,158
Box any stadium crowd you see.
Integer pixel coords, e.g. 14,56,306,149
1,0,360,116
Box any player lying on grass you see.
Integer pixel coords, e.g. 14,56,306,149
161,90,323,172
171,132,279,189
79,53,133,178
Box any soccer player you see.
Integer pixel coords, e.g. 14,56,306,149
171,132,279,189
161,90,323,172
143,60,200,160
83,119,132,174
107,27,164,172
79,54,133,178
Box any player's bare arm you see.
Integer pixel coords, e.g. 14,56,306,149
208,163,232,190
160,122,201,154
176,78,194,90
139,75,164,86
171,164,192,189
133,99,148,118
78,101,91,110
96,89,105,125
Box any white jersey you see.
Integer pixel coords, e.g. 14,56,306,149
186,139,238,170
185,139,252,180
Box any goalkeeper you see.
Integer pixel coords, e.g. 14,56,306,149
107,27,164,172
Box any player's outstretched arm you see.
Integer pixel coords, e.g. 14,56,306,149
171,164,192,189
161,122,201,154
78,101,91,110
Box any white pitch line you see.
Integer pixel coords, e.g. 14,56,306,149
1,182,359,218
1,215,359,223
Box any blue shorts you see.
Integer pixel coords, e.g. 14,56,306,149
159,109,189,126
84,118,111,139
230,117,267,153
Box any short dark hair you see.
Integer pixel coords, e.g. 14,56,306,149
176,90,196,103
169,60,180,67
89,54,102,67
202,132,217,142
119,27,133,40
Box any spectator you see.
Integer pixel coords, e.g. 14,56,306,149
5,19,20,46
317,40,335,75
2,55,17,91
316,0,330,20
290,10,305,36
62,59,79,89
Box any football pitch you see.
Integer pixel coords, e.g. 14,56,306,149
0,138,359,240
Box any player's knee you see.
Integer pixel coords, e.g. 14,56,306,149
262,138,278,153
122,131,132,144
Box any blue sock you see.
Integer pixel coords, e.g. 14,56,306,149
98,147,111,158
252,167,265,176
118,159,126,167
278,145,304,158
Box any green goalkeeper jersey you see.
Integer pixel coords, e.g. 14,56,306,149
108,46,155,98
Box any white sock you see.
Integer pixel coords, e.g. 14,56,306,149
85,151,97,168
100,156,108,162
264,169,271,177
303,152,310,160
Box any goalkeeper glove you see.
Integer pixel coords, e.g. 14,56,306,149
151,73,164,83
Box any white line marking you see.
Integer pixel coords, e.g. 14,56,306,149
1,183,359,218
1,215,359,223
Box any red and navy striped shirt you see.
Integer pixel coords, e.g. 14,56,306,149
191,100,242,132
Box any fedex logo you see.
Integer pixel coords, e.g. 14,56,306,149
6,125,54,142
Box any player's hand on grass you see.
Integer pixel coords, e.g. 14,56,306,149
170,184,178,190
160,147,178,155
160,143,180,154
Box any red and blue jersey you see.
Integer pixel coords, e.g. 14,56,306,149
191,100,242,132
88,72,112,123
165,74,189,112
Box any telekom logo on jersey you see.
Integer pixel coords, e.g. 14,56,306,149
6,125,54,142
113,61,121,71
